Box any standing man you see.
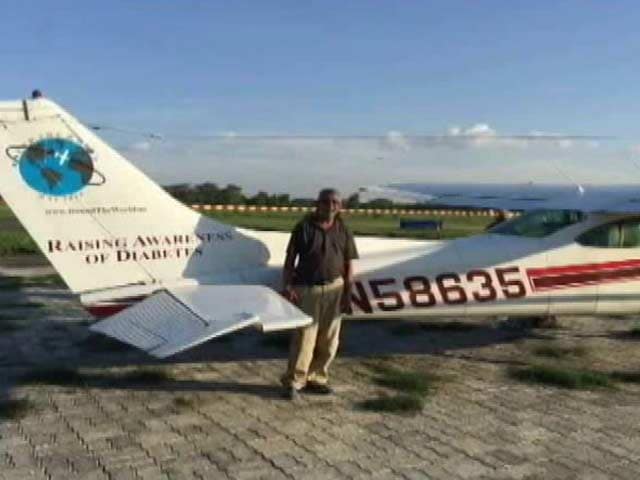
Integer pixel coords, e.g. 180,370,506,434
281,188,359,400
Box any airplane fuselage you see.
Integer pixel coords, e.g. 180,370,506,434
344,213,640,318
82,212,640,320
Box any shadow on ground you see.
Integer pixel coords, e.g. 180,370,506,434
76,318,544,366
1,295,549,399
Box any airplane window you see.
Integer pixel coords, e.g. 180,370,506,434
490,210,585,238
621,220,640,247
576,223,621,247
577,218,640,248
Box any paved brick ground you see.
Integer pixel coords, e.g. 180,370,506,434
1,284,640,479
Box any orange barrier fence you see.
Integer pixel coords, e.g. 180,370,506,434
1,200,504,217
190,204,502,217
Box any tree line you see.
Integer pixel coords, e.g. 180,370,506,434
0,185,404,209
162,183,393,208
0,185,455,211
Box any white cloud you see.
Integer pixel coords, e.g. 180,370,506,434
218,131,238,139
463,123,496,137
528,130,575,149
439,125,589,150
113,123,619,196
383,130,411,151
557,139,573,150
442,123,506,148
126,138,629,197
447,124,496,137
129,140,152,151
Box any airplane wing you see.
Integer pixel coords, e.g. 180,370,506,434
366,183,640,214
90,285,311,358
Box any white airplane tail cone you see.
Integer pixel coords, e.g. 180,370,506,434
0,98,270,294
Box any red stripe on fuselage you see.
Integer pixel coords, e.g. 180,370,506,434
527,259,640,277
85,304,132,318
527,259,640,291
84,295,147,318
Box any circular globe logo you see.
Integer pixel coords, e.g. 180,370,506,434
18,138,102,196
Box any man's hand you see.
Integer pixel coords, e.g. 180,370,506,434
340,293,352,315
282,286,299,304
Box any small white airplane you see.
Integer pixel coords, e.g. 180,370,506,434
2,97,639,359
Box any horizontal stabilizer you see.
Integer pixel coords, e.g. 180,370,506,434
90,285,311,358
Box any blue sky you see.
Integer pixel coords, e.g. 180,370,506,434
4,1,640,195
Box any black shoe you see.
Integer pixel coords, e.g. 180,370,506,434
283,386,301,401
304,382,334,395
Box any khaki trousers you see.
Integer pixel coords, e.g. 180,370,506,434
282,277,344,390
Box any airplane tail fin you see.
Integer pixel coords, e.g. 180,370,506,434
0,97,270,294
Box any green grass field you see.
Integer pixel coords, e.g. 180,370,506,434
0,232,38,256
205,210,492,239
0,204,40,255
0,204,493,258
0,205,17,221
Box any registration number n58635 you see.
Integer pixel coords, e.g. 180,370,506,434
351,266,526,313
